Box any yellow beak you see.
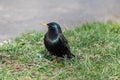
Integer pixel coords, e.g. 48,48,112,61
41,23,47,26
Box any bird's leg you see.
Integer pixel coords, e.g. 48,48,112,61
52,56,57,64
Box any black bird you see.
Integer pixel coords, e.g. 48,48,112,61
43,22,75,59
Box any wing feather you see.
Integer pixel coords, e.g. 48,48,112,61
59,34,70,50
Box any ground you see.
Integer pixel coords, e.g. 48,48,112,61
0,22,120,80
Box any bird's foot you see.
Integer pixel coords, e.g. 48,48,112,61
52,56,57,64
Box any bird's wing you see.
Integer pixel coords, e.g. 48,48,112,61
59,34,70,50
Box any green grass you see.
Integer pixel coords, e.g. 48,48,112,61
0,22,120,80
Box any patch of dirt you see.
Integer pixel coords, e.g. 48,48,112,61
0,53,10,59
13,64,27,72
0,53,37,73
32,71,49,80
89,55,101,60
18,76,33,80
12,61,37,72
0,53,11,64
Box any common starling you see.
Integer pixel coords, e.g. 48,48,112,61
43,22,75,59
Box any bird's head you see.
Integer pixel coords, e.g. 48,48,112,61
42,22,62,33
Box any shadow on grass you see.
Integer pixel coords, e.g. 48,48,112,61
40,49,81,65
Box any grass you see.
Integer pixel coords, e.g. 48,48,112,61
0,22,120,80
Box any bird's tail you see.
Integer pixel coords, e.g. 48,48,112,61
67,53,75,59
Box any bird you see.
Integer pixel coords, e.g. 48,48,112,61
42,22,75,59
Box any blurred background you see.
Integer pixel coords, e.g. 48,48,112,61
0,0,120,41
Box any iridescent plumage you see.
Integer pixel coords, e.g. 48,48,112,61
44,22,75,59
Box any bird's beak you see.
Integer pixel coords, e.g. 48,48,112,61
41,23,47,27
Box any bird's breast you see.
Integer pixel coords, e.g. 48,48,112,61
47,37,59,44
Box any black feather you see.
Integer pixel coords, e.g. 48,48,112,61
44,22,75,59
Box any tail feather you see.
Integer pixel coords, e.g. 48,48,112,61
66,53,75,59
